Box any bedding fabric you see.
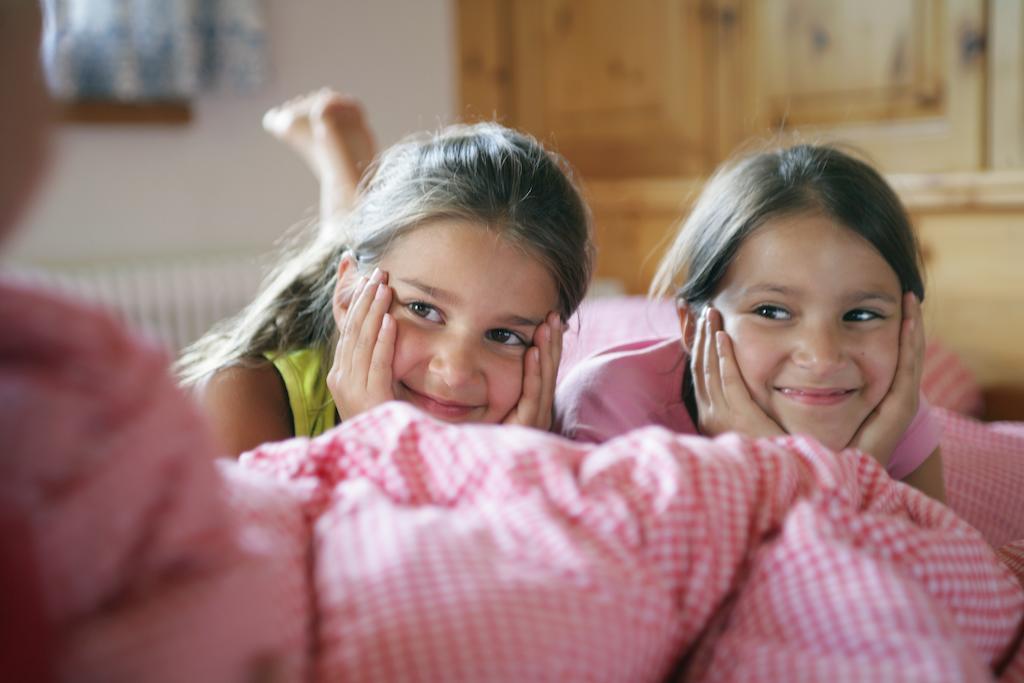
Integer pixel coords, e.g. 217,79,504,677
235,404,1024,682
4,282,1023,682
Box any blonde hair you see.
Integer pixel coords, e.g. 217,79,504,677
650,143,924,307
176,122,594,386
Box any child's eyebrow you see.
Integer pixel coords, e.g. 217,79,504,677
396,278,460,305
743,284,797,296
846,290,899,305
742,284,900,308
495,314,545,328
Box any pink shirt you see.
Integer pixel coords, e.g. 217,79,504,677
555,336,941,479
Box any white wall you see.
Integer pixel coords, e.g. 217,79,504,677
9,0,455,265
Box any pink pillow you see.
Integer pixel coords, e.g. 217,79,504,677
563,296,984,417
939,408,1024,548
921,342,985,418
561,296,678,379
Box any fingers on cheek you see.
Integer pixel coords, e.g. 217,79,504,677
715,332,731,380
520,348,541,401
703,317,718,379
346,276,371,325
705,307,720,332
535,322,548,349
693,313,707,365
379,312,395,342
706,312,718,355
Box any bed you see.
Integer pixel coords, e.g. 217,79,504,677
8,282,1024,682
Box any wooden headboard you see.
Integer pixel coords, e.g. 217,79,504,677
584,171,1024,421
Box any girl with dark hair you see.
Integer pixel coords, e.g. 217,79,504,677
556,144,944,500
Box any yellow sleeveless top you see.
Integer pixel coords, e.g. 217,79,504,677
265,348,337,438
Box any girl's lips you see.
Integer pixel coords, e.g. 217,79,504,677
776,386,856,406
401,383,480,420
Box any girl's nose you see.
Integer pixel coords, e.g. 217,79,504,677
792,324,846,376
428,337,481,389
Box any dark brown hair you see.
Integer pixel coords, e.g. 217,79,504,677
651,144,924,307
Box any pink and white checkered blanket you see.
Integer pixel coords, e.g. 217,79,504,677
0,281,309,681
235,403,1024,682
4,282,1024,682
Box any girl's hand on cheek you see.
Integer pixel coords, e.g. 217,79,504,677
850,292,924,466
327,268,397,420
692,307,785,439
503,311,562,430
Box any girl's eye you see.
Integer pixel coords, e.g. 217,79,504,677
844,309,882,322
407,301,443,323
485,328,528,347
753,305,790,320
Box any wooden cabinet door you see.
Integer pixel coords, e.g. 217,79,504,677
714,0,986,172
458,0,716,178
990,0,1024,168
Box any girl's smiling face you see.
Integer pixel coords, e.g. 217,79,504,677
708,212,904,450
369,219,558,423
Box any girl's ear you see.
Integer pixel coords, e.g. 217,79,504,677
332,254,361,326
677,301,699,353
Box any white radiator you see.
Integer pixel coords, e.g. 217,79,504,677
8,253,266,352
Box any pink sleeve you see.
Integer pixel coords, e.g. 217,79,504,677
554,356,632,444
886,394,942,480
